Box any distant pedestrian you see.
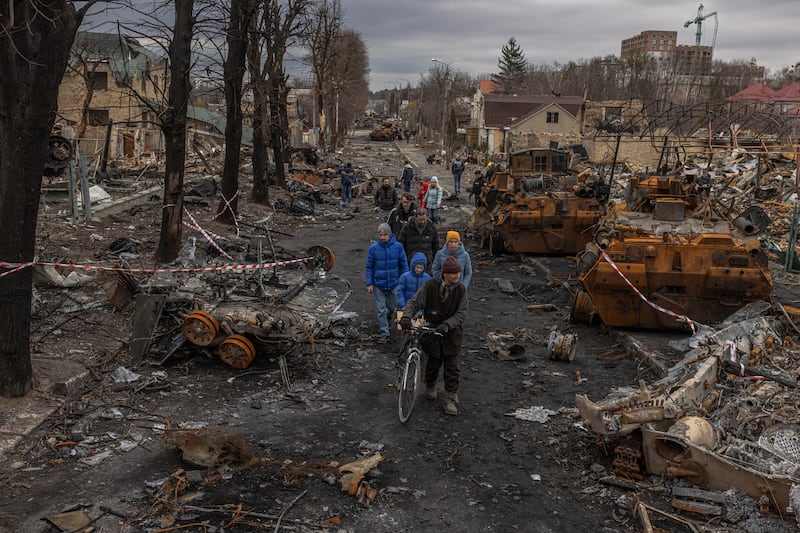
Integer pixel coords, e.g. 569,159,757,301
400,160,414,193
417,180,429,209
451,156,465,195
374,177,398,223
432,230,473,287
469,169,487,208
388,193,416,236
485,161,497,182
365,223,409,341
338,162,356,208
424,176,443,224
398,207,440,266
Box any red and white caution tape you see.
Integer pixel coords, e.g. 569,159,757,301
0,257,313,279
183,207,233,260
600,249,699,334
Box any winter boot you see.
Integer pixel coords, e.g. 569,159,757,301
443,392,458,416
425,384,438,400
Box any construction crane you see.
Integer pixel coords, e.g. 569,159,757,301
684,3,718,57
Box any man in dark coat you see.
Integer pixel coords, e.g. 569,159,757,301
398,207,439,266
400,255,467,416
338,162,356,208
400,161,414,192
387,193,416,236
374,177,398,223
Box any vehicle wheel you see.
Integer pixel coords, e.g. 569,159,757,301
398,349,421,423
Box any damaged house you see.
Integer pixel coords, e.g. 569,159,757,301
56,32,168,160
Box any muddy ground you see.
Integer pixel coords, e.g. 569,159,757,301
0,133,797,532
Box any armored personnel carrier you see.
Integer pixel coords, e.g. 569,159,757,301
468,147,609,254
570,172,772,330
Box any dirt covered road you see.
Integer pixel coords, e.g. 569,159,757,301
0,132,796,532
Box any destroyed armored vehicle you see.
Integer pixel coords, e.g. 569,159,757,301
468,147,609,254
571,172,773,330
369,123,402,141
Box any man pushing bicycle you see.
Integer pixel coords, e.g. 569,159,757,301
399,256,468,416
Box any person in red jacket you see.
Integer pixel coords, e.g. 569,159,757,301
416,180,429,209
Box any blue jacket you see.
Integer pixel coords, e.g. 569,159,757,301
398,252,432,307
401,165,414,184
431,242,473,287
365,235,408,290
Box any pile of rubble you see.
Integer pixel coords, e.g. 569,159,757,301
574,301,800,529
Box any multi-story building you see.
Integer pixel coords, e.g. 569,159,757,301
621,30,712,74
621,30,678,63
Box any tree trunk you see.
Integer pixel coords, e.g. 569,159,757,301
155,0,195,263
269,78,287,187
0,2,84,397
217,0,257,223
247,23,270,205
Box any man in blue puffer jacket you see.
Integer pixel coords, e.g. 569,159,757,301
365,223,409,341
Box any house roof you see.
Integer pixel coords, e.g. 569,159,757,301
725,82,777,102
482,94,583,128
188,105,253,145
773,82,800,102
73,32,164,84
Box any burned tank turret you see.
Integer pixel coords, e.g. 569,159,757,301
571,173,772,330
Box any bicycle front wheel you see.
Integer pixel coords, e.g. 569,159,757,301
398,349,421,423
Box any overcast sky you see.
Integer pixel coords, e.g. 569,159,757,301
338,0,800,92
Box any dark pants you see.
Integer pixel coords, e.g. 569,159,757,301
421,332,461,393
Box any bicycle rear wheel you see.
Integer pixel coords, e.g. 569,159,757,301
398,349,421,423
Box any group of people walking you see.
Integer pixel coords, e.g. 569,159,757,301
339,155,482,417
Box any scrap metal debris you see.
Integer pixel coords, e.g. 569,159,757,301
574,301,800,518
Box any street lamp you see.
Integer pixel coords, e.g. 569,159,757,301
431,58,452,149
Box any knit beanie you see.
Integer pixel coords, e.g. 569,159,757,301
378,223,391,235
446,231,461,243
442,256,461,274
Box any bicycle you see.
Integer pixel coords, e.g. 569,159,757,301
395,324,440,423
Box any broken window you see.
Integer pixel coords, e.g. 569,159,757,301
142,110,150,127
89,71,108,91
546,112,559,124
88,109,110,126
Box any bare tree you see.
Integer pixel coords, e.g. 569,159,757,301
217,0,258,223
325,29,369,149
303,0,342,153
248,0,310,190
0,0,104,397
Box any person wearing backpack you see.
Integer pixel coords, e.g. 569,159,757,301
451,156,465,196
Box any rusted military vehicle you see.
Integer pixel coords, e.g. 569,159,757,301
468,147,609,254
570,172,772,330
369,123,401,141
